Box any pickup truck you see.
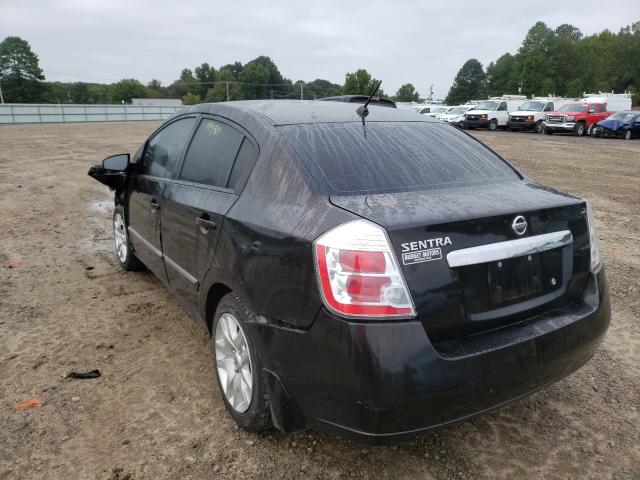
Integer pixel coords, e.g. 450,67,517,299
543,102,611,136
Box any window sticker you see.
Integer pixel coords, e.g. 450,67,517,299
206,121,222,136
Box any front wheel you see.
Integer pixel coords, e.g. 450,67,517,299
591,126,600,138
624,130,632,141
488,119,498,131
535,120,544,134
213,293,271,431
574,122,586,137
113,206,144,271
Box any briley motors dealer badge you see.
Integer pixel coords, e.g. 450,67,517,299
400,237,452,265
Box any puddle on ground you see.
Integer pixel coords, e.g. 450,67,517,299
78,198,114,255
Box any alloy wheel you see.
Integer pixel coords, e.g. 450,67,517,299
215,313,253,413
113,212,128,263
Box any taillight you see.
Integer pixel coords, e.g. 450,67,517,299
586,203,601,271
314,219,416,318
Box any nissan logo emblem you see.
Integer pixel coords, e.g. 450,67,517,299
512,215,528,236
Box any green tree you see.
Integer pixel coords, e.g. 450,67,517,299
305,78,342,98
110,78,146,103
194,63,216,99
485,53,517,97
444,59,485,104
343,69,385,96
0,36,45,102
166,68,198,99
145,79,165,98
88,83,110,104
394,83,421,102
205,68,238,102
181,92,201,105
511,22,556,96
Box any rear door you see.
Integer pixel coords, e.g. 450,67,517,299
161,116,258,308
127,116,197,280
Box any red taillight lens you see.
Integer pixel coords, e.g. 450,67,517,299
346,276,391,302
339,249,386,273
314,220,416,319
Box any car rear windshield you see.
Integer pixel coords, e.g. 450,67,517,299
282,122,520,194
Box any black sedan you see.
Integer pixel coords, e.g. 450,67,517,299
89,100,610,443
591,110,640,140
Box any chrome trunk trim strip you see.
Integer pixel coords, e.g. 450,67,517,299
446,230,573,268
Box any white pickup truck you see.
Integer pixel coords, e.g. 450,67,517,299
507,97,571,133
463,95,527,131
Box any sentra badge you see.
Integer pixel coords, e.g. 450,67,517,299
400,237,452,265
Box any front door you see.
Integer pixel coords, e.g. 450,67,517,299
161,117,250,308
127,116,197,280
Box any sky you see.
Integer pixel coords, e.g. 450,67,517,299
1,1,635,99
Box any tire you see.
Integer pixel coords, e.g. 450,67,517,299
488,119,498,131
544,127,553,135
624,130,632,141
591,126,600,138
113,205,144,271
212,293,271,432
574,122,586,137
535,120,544,134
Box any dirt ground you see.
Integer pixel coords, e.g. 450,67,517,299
0,122,638,480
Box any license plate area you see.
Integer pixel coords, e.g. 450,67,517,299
455,249,564,313
488,254,543,304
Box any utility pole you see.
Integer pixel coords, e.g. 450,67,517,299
226,82,230,102
300,83,303,101
0,81,4,104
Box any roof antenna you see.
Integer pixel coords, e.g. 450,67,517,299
356,80,382,123
356,81,382,138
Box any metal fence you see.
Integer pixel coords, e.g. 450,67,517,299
0,103,184,124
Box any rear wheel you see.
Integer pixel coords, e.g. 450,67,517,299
113,206,144,271
624,130,632,141
534,120,544,134
574,122,586,137
488,119,498,131
212,293,271,431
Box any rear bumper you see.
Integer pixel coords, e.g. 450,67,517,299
251,267,610,444
463,119,489,129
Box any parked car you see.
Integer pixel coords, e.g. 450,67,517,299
89,100,610,443
543,102,611,136
439,104,476,127
426,106,455,119
400,104,443,114
464,95,527,131
507,97,569,133
319,95,396,108
591,111,640,140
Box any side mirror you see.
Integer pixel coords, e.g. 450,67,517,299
102,153,130,171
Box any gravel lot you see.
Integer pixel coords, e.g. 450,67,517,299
1,122,638,480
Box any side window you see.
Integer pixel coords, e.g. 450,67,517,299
498,102,507,111
228,138,258,191
588,105,596,113
179,119,244,188
141,117,196,178
597,104,606,112
544,102,554,112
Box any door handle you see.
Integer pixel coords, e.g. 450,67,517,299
196,217,217,232
150,200,160,212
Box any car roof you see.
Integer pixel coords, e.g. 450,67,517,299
186,100,438,126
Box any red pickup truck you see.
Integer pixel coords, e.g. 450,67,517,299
543,102,611,136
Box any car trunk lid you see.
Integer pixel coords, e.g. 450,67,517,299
330,180,591,343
